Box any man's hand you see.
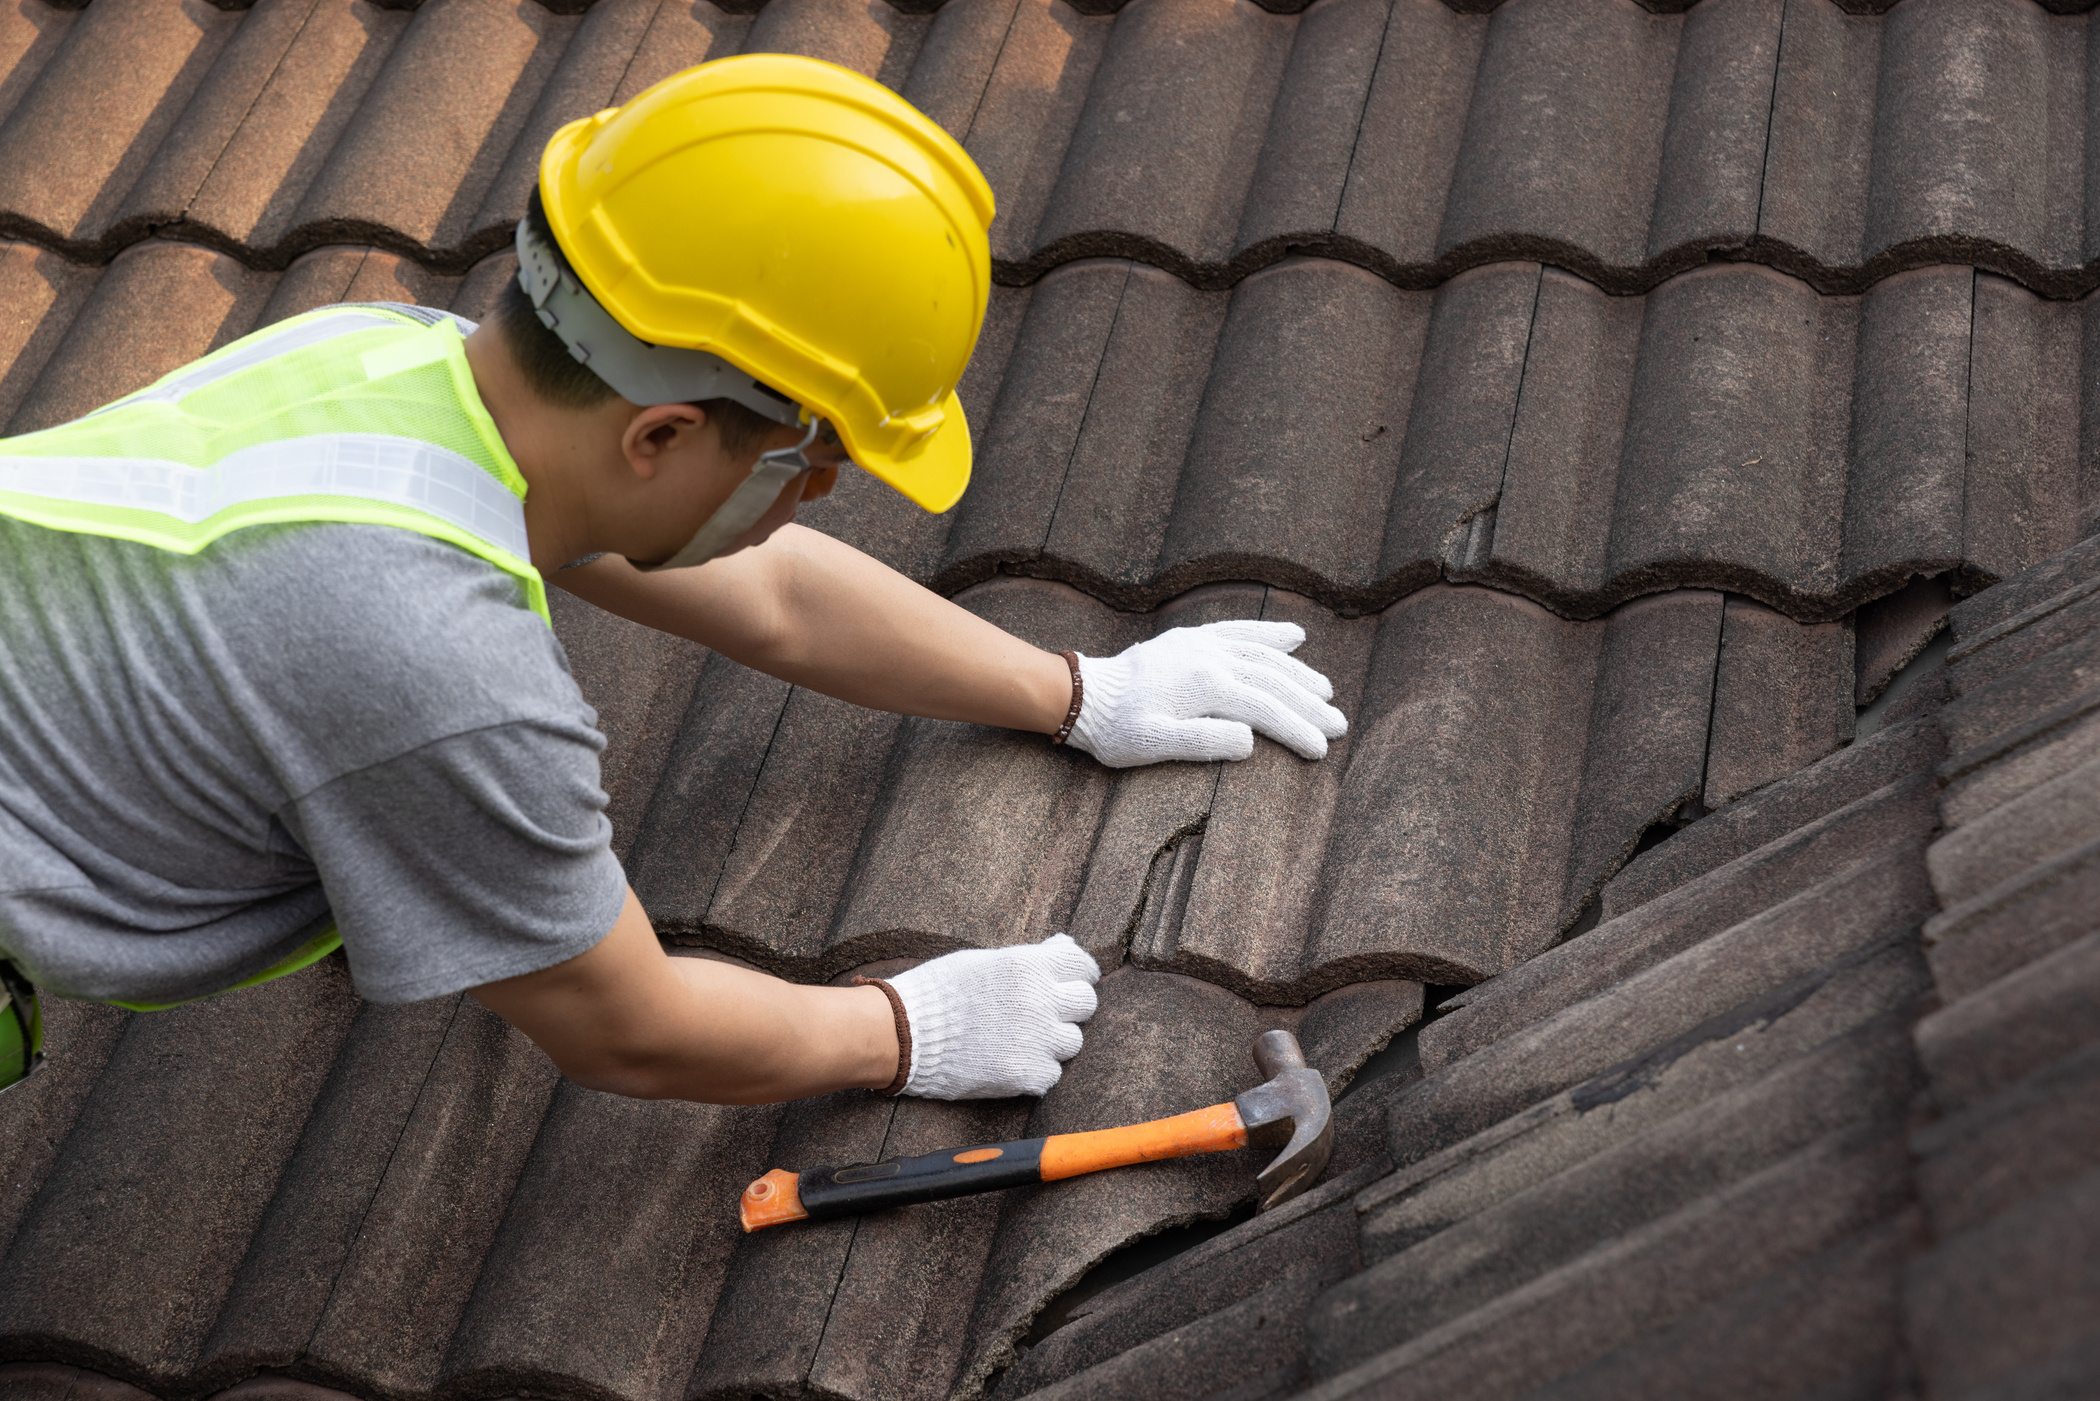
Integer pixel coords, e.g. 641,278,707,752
878,933,1101,1098
1066,621,1348,767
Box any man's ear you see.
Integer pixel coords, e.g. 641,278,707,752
620,402,707,481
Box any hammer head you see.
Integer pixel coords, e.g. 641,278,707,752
1232,1030,1332,1211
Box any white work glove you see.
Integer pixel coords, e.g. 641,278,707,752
1066,620,1348,768
885,933,1101,1099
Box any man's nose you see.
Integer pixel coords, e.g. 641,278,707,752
801,465,841,502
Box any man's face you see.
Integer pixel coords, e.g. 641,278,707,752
719,420,848,557
620,406,849,566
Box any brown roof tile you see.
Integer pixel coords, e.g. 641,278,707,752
4,3,2100,1396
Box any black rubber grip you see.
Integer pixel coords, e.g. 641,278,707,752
796,1138,1048,1220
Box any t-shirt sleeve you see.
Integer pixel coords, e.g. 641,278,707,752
278,719,629,1004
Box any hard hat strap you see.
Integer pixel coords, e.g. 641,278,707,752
636,417,822,572
513,219,804,429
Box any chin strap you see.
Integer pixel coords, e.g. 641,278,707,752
635,417,823,572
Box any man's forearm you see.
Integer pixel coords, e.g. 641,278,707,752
556,524,1072,732
473,889,900,1104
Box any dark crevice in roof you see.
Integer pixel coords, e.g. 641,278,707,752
299,992,464,1368
1037,262,1133,564
1012,1202,1260,1354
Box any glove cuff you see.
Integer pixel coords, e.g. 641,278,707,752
852,976,912,1095
1067,651,1131,759
886,963,965,1098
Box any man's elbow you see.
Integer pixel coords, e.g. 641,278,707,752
543,1039,688,1101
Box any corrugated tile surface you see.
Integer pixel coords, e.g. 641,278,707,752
6,0,2100,616
4,1,2100,1398
959,534,2100,1401
12,0,2100,298
1901,532,2100,1401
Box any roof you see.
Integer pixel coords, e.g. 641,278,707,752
1,0,2097,1398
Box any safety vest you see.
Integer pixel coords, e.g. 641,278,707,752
0,302,548,1027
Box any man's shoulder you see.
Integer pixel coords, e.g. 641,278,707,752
200,523,594,779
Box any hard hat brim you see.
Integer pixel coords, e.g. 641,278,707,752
848,390,971,514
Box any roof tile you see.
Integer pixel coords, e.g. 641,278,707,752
1911,1039,2100,1241
0,998,127,1265
1946,528,2100,640
440,1083,787,1401
616,1,757,105
1600,712,1942,919
547,588,712,858
1938,684,2100,831
1437,0,1681,272
191,996,460,1391
7,241,272,435
1159,260,1419,602
1852,572,1951,705
1333,1018,1915,1354
0,3,78,134
1511,1211,1919,1401
1914,925,2100,1116
1001,1277,1327,1401
687,1087,901,1399
1427,781,1937,1071
990,1175,1365,1399
635,665,857,964
258,245,461,326
1901,1168,2100,1401
1302,1121,1915,1399
1398,849,1932,1162
1029,0,1292,273
1703,598,1852,809
0,0,239,253
1925,751,2100,907
289,0,577,262
122,0,408,258
804,1096,1037,1401
297,997,561,1398
1965,273,2089,585
1301,586,1719,990
0,963,358,1388
954,967,1415,1396
0,1364,155,1401
1922,825,2100,1007
0,239,95,430
1362,997,1924,1269
1231,0,1387,266
474,0,680,236
1329,0,1480,274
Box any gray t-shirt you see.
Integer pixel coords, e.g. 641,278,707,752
0,516,627,1005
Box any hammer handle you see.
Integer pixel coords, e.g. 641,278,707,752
740,1102,1248,1231
1041,1101,1247,1180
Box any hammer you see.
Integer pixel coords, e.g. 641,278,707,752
739,1029,1332,1231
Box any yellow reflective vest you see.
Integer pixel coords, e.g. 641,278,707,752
0,302,546,1012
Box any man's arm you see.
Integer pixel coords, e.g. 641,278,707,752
471,886,900,1103
556,523,1073,733
472,887,1102,1104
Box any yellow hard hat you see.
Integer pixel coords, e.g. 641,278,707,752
536,54,995,514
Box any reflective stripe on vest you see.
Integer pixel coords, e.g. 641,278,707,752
0,303,547,1014
0,302,548,622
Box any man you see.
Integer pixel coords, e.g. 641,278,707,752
0,56,1345,1105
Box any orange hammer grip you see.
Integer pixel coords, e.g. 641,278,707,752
1039,1102,1247,1181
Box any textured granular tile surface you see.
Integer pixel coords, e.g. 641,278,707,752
2,1,2100,1399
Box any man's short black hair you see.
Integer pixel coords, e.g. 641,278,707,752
497,189,780,458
